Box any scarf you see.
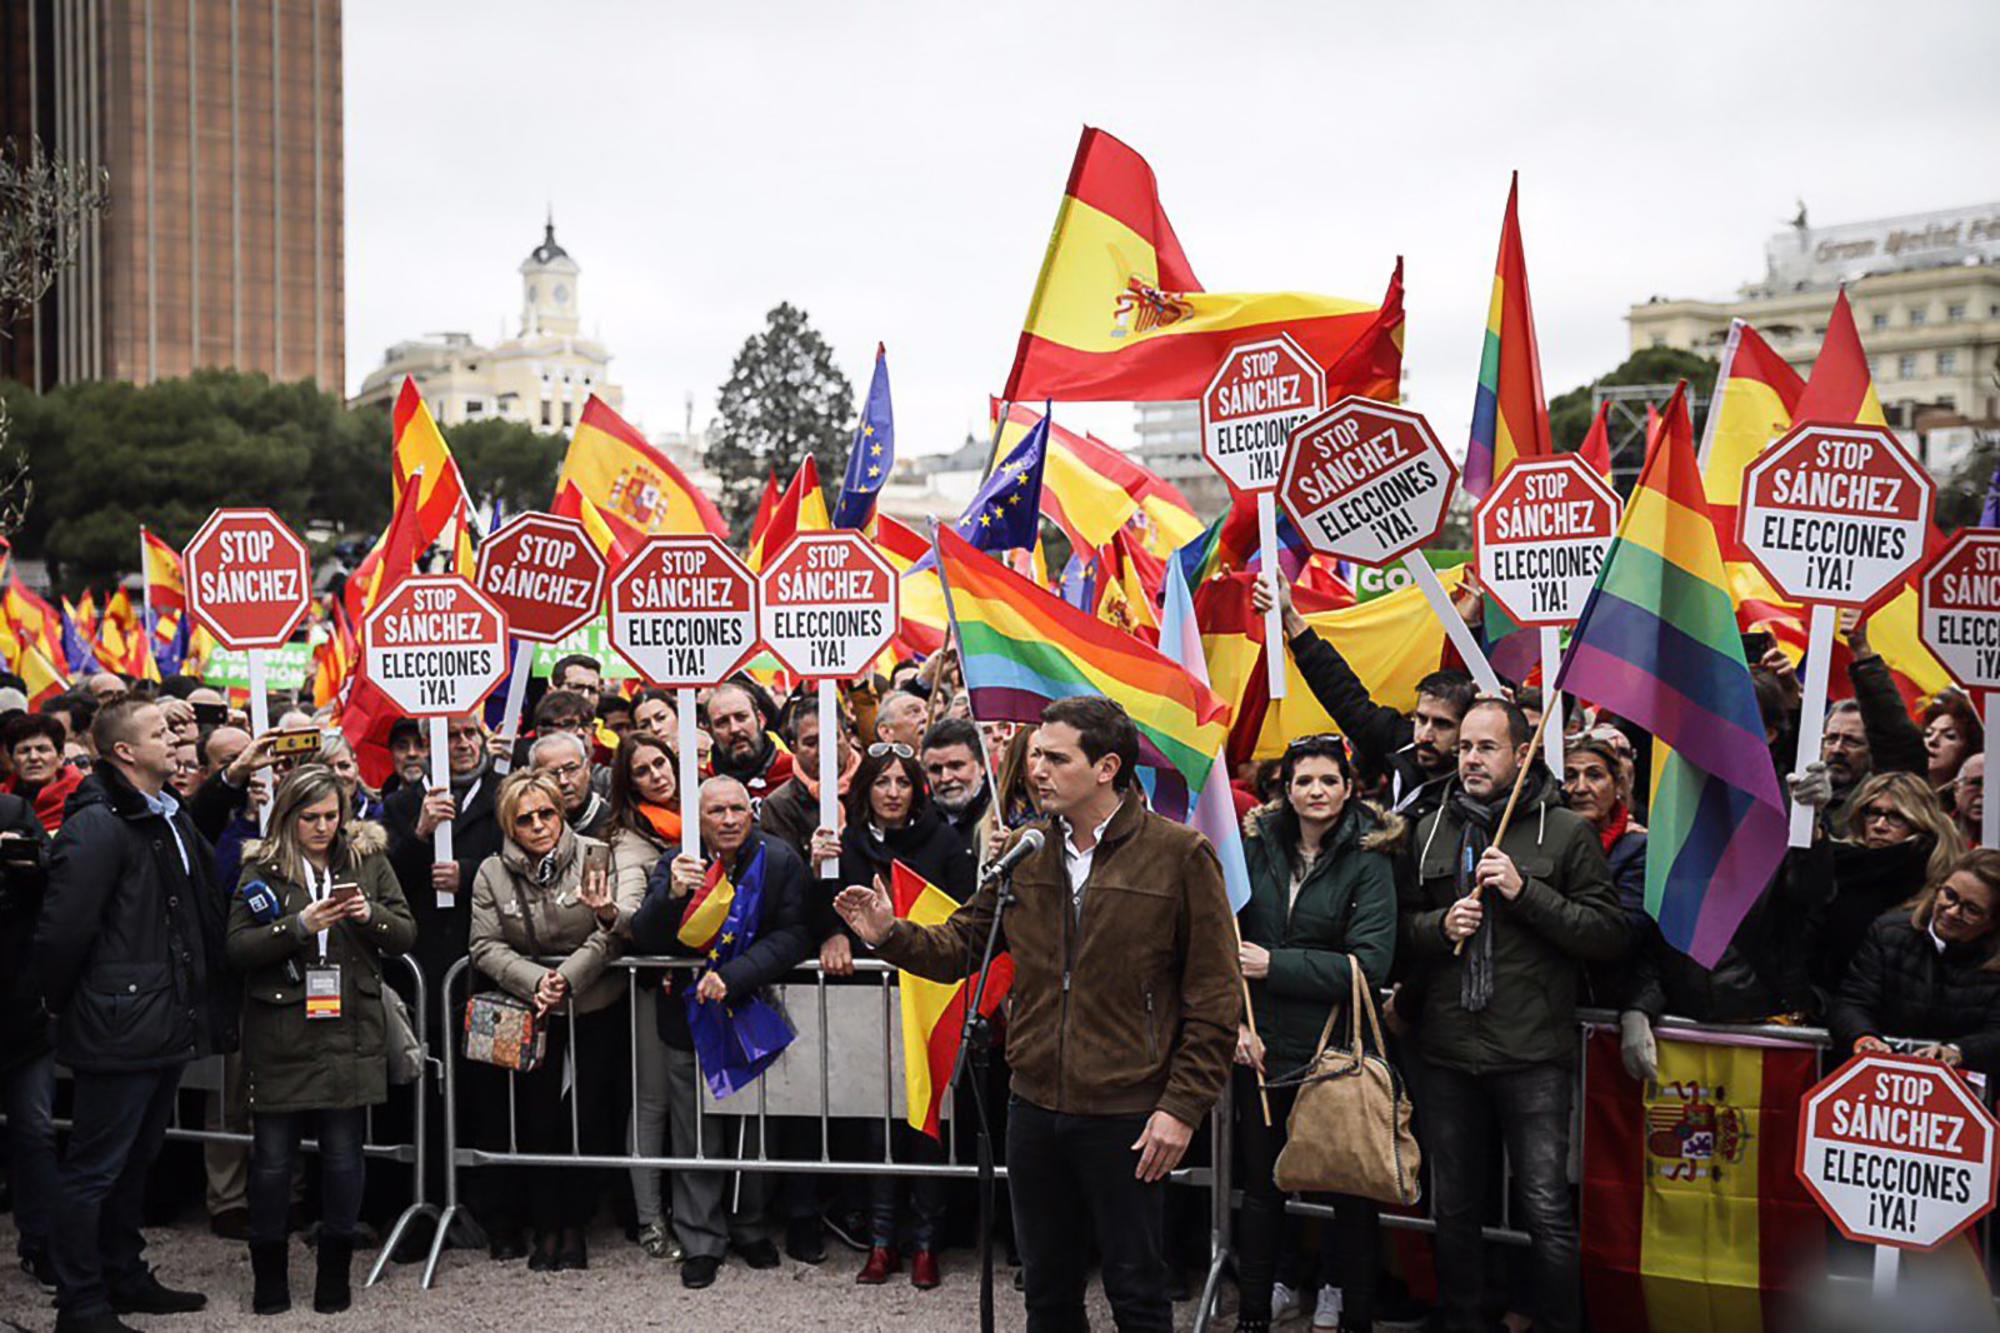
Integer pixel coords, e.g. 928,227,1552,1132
636,800,682,846
1449,783,1511,1014
1596,803,1631,856
795,745,861,802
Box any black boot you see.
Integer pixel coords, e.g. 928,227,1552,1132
313,1234,354,1315
250,1242,291,1316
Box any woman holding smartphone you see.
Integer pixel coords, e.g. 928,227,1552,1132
226,765,417,1317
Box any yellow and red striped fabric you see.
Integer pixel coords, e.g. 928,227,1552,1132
140,528,185,614
1002,127,1382,403
390,377,476,575
892,860,1012,1140
556,395,727,549
746,455,831,573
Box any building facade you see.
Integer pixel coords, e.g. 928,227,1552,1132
1131,401,1229,519
349,219,623,430
0,0,345,392
1628,203,2000,454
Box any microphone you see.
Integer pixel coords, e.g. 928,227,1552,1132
241,880,304,984
978,828,1044,884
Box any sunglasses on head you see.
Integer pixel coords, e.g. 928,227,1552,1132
1285,733,1347,755
868,742,914,759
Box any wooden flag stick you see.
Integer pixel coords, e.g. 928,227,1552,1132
1453,702,1555,957
1229,915,1273,1126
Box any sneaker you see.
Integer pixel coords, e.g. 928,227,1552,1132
1272,1280,1304,1324
824,1209,870,1253
21,1251,57,1294
638,1222,682,1261
1312,1284,1343,1329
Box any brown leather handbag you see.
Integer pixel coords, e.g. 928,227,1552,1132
1271,957,1421,1205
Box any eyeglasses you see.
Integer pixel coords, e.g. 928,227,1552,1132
1938,883,1990,925
544,761,586,781
868,742,914,759
1860,805,1914,832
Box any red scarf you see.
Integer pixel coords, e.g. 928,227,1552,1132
1597,802,1631,855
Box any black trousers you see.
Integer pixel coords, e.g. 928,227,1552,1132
51,1065,184,1318
1008,1097,1169,1333
1232,1066,1378,1327
483,1003,629,1235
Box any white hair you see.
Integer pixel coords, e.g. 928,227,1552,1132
529,730,590,767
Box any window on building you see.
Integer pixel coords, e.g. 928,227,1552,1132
1896,354,1918,378
1871,312,1889,330
1939,395,1957,412
1938,351,1959,375
1649,335,1665,349
541,400,552,427
563,401,574,428
1908,307,1927,326
1947,303,1966,322
465,398,485,416
1812,327,1826,340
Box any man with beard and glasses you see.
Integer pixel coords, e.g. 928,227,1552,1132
1255,576,1476,823
920,718,991,861
1399,698,1627,1333
705,681,792,809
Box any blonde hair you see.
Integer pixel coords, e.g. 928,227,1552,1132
259,764,356,884
1849,770,1966,886
1910,849,2000,971
496,768,565,847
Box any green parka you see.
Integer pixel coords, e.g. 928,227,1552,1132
226,822,419,1114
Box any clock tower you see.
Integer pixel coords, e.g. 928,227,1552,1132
519,213,581,338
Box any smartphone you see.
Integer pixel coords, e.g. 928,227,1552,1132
1741,630,1774,663
330,881,363,904
583,843,611,879
272,728,323,759
191,702,229,728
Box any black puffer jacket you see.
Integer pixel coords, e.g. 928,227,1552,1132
0,793,50,1073
1830,912,2000,1076
1625,842,1825,1023
825,803,977,948
34,764,238,1072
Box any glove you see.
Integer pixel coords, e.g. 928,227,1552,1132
1785,761,1833,811
1619,1009,1658,1083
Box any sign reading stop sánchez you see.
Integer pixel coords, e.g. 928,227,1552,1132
1796,1051,1999,1250
1198,335,1325,494
757,532,898,679
1919,528,2000,694
474,512,607,644
1738,422,1935,608
1278,397,1458,567
608,537,760,689
360,575,510,717
1474,457,1622,628
182,507,312,651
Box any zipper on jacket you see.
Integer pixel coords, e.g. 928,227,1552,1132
1144,988,1157,1064
1058,889,1074,1111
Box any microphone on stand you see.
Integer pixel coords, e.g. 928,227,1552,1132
978,828,1044,884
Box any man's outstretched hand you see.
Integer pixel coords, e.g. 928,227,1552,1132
833,875,895,947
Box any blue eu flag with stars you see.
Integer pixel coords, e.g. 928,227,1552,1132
832,344,895,529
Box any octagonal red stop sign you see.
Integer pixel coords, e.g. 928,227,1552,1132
1199,334,1325,494
360,575,510,717
1797,1051,1998,1250
1919,528,2000,694
757,532,898,679
1278,397,1458,566
1475,456,1622,628
474,512,606,644
182,507,312,650
1739,421,1935,608
608,537,760,688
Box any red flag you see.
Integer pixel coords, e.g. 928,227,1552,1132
1795,288,1885,426
1576,400,1613,480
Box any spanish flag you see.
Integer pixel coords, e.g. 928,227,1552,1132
874,513,947,660
554,395,726,547
1002,127,1384,403
390,378,476,574
891,861,1012,1140
678,858,737,954
1582,1026,1822,1332
746,455,831,573
140,528,185,614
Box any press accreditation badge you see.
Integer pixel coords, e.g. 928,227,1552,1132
305,965,342,1021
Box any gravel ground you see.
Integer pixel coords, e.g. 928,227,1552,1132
0,1213,1231,1331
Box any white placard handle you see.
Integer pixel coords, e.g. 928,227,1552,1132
1257,492,1287,701
678,687,700,861
1540,626,1563,776
1984,693,1997,851
817,679,840,880
491,641,533,776
247,649,271,834
1788,604,1836,849
1401,552,1503,696
429,715,455,904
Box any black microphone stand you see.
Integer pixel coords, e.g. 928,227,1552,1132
950,860,1018,1333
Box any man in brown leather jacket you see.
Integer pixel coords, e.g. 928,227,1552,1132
837,696,1240,1332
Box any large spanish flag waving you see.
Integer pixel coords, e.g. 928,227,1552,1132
390,378,476,574
1002,127,1385,403
554,394,727,546
892,860,1013,1140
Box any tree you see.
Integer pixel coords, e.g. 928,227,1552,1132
1548,345,1720,455
447,417,568,521
708,303,854,539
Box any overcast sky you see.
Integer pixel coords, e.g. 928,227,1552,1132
342,0,2000,463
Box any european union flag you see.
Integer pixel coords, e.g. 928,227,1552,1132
685,841,796,1100
832,343,895,529
60,610,102,675
953,405,1049,554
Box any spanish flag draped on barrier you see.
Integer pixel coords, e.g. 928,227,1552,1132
1001,127,1385,403
891,861,1013,1141
1581,1026,1822,1332
553,393,728,556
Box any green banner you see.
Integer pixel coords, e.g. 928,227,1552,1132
529,617,637,680
202,642,317,692
1351,549,1468,602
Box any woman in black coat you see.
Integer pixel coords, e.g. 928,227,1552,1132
1809,771,1967,999
1833,849,2000,1076
808,744,974,1291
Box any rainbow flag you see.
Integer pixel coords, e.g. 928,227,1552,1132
554,394,727,546
891,860,1014,1140
1465,173,1552,499
678,857,738,953
1582,1026,1822,1332
934,524,1230,818
1160,559,1251,912
1555,384,1787,967
1002,127,1384,403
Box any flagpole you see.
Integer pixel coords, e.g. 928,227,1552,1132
1453,702,1554,957
138,527,153,638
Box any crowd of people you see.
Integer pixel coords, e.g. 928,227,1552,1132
0,583,1992,1333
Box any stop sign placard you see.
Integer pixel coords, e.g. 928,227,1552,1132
474,512,606,644
1797,1051,1998,1250
757,532,898,679
1739,422,1935,608
183,507,312,650
608,537,760,688
1278,397,1458,566
1475,456,1622,628
360,575,510,717
1919,528,2000,693
1199,335,1325,494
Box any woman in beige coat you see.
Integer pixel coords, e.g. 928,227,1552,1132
467,769,624,1272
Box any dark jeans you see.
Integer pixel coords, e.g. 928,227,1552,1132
864,1118,944,1249
4,1048,59,1259
1232,1067,1378,1327
1419,1059,1578,1333
51,1065,184,1317
250,1107,367,1245
489,1003,628,1235
1008,1098,1169,1333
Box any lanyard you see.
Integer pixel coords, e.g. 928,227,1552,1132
306,861,334,959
